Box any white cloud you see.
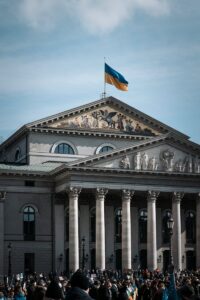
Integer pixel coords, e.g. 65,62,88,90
18,0,170,34
135,0,170,16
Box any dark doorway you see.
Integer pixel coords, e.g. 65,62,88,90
139,249,147,269
91,248,96,271
186,251,196,270
65,248,69,276
115,249,122,271
24,253,35,274
163,250,170,272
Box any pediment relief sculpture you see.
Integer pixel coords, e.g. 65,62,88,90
48,106,159,136
119,156,130,169
118,149,200,174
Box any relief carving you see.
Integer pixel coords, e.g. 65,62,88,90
148,156,158,171
194,156,200,173
133,152,141,170
119,156,130,169
141,153,149,170
160,149,174,171
51,108,157,136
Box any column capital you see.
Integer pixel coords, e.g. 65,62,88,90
147,191,160,201
0,191,6,201
122,189,134,201
172,192,184,202
67,187,81,198
96,188,108,199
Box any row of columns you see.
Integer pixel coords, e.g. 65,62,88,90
67,188,200,272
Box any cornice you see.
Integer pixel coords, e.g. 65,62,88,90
29,126,152,140
52,164,200,179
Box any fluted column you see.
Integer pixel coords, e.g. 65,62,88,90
0,192,6,276
172,192,184,271
96,188,108,270
122,190,134,271
68,187,81,272
147,191,159,271
196,193,200,268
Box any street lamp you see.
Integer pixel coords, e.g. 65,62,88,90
167,217,174,267
7,243,12,277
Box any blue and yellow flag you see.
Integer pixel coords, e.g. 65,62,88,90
105,63,128,91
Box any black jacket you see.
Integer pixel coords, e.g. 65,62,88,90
65,287,94,300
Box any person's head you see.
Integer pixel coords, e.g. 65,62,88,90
70,271,90,292
178,285,194,300
0,292,4,299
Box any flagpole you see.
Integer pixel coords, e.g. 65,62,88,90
103,57,106,99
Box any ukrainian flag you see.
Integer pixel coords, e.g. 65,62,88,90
105,63,128,91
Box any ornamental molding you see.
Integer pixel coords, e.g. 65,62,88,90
122,189,135,200
96,188,108,199
172,192,184,202
67,187,82,197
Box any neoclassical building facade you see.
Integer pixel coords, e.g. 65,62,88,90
0,96,200,277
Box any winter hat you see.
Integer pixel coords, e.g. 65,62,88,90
70,271,90,290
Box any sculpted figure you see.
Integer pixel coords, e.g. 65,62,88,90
174,159,184,172
120,156,130,169
141,152,149,170
160,149,174,171
188,156,193,173
133,152,141,170
194,156,200,173
148,156,157,171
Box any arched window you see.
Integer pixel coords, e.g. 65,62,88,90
54,143,75,154
139,209,147,243
96,143,115,154
90,208,96,242
115,208,122,243
99,146,114,153
185,211,196,244
23,206,35,241
162,210,172,244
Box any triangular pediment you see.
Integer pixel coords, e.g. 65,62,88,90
26,96,189,139
68,134,200,175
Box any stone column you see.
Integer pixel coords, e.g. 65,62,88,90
122,190,134,271
196,193,200,269
172,192,184,271
0,192,6,276
147,191,159,271
68,187,81,272
96,188,108,270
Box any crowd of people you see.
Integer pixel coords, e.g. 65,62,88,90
0,268,200,300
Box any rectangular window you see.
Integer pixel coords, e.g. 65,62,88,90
24,220,35,241
25,180,35,187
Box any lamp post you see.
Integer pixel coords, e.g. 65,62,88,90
167,217,174,267
7,243,12,277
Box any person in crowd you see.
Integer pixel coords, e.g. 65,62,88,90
14,286,26,300
65,270,94,300
45,273,64,300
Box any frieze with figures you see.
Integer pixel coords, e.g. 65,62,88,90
48,107,159,136
119,149,200,174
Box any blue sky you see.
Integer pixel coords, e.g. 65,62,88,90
0,0,200,144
